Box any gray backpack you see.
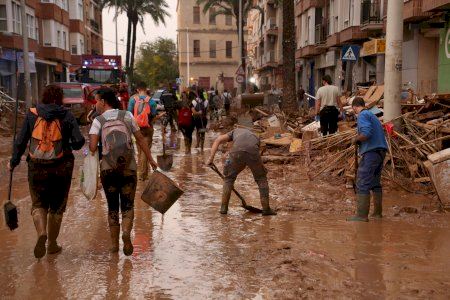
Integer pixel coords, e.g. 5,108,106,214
97,110,133,170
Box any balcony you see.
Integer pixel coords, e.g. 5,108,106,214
360,0,383,31
314,23,327,47
422,0,450,12
339,26,369,45
296,0,326,14
265,18,278,36
90,19,100,33
403,0,433,22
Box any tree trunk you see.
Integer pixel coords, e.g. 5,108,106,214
281,0,297,115
129,20,138,82
125,16,132,69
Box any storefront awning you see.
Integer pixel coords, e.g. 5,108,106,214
35,58,58,66
0,70,13,76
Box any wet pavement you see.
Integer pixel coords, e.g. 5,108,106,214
0,125,449,299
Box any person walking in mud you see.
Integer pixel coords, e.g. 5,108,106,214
9,85,85,258
192,90,208,152
127,81,163,181
315,75,343,136
178,91,195,154
348,97,388,222
206,127,277,216
160,87,179,133
89,88,158,255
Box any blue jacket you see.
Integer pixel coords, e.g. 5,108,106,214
357,109,388,154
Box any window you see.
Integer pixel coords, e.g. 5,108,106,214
209,8,216,25
225,14,232,26
193,6,200,24
63,31,67,50
71,45,78,54
78,0,83,19
226,41,232,58
0,5,7,31
193,40,200,57
12,1,22,34
26,14,37,39
35,18,39,40
57,30,61,48
80,39,84,53
209,40,216,58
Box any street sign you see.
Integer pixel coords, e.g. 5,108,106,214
236,65,245,75
176,77,183,85
342,45,360,61
235,75,244,84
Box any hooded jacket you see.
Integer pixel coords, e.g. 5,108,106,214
10,104,85,168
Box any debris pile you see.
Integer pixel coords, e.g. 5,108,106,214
0,92,25,135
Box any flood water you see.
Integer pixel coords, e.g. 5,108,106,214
0,125,449,299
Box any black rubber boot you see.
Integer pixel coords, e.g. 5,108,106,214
347,194,370,222
220,184,233,214
371,192,383,219
261,197,277,216
32,208,48,258
121,210,134,256
47,213,63,254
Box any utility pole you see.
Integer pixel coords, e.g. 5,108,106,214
238,0,243,95
20,0,31,108
115,0,118,56
186,28,190,88
384,0,403,123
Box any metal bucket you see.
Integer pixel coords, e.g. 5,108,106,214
141,171,184,214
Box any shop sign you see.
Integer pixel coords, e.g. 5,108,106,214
361,39,386,57
17,52,37,73
1,49,16,61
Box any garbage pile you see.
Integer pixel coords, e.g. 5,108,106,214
239,91,449,205
0,92,25,135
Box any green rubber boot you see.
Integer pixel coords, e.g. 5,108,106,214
32,208,48,259
220,184,232,214
347,194,370,222
371,192,383,219
47,213,63,254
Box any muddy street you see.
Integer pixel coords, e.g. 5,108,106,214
0,126,449,299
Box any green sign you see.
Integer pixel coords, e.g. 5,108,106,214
438,19,450,94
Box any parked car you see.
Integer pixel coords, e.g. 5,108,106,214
151,89,165,111
50,82,97,124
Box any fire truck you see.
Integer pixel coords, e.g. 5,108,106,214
76,55,130,109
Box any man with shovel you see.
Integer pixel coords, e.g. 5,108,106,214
206,128,276,216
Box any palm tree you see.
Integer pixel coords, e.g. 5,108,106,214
281,0,297,114
101,0,169,81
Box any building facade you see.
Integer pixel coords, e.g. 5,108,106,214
0,0,103,102
177,0,242,92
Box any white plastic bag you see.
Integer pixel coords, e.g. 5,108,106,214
81,150,99,200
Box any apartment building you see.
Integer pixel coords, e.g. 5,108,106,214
247,0,283,91
0,0,103,102
294,0,449,97
177,0,242,92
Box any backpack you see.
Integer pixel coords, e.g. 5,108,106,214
133,96,151,128
224,93,231,105
29,108,64,160
178,107,192,127
97,111,133,170
210,95,219,109
194,99,206,114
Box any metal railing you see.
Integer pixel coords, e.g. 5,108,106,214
314,23,327,44
361,0,382,25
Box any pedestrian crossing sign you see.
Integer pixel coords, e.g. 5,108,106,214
342,45,360,61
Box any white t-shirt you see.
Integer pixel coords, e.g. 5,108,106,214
316,85,339,110
192,99,208,111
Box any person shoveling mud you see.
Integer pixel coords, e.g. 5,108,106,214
9,85,85,258
89,88,158,256
206,128,276,216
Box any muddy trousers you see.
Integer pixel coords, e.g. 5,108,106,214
101,169,137,255
137,127,154,180
319,106,339,136
222,152,272,213
179,125,194,154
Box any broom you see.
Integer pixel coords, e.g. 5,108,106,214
4,90,20,231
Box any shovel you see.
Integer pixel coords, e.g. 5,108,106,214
157,130,173,171
353,144,359,194
209,163,263,214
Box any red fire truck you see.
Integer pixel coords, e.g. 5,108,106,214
76,55,129,109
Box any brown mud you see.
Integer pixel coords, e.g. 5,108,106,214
0,125,449,299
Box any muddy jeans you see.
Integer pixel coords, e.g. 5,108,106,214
223,151,269,198
356,150,386,195
100,169,137,213
319,106,339,136
28,155,75,215
137,127,154,180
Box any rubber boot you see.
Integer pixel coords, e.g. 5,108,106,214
187,140,192,154
195,132,200,148
32,208,48,258
220,184,233,214
261,196,277,216
371,192,383,219
121,210,134,256
108,212,120,253
200,136,205,153
184,139,191,154
47,213,63,254
347,194,370,222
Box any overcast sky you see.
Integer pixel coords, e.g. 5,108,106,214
102,0,178,60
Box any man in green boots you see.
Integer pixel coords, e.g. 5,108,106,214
348,97,388,222
206,128,276,216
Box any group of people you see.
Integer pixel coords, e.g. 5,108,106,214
8,75,387,260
